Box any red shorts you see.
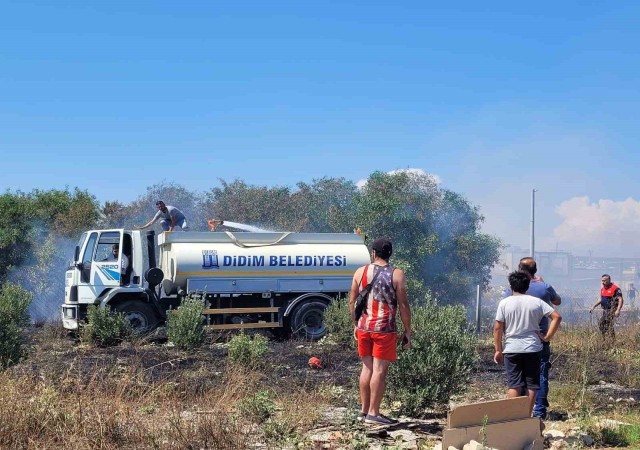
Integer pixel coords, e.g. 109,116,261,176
356,329,397,361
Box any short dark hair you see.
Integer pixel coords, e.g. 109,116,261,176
518,257,537,276
155,200,165,206
602,274,611,279
508,271,531,294
372,238,392,260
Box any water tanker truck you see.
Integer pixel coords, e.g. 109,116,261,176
62,228,370,339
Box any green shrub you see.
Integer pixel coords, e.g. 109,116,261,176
324,297,355,348
228,333,268,367
262,418,297,445
587,423,640,447
387,299,477,416
0,283,33,370
236,390,275,424
167,295,205,350
81,305,131,346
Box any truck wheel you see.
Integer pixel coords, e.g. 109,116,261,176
290,301,328,340
114,300,159,333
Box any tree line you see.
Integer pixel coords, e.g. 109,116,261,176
0,170,502,304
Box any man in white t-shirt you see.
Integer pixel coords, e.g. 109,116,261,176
494,271,562,415
103,244,129,275
135,200,189,232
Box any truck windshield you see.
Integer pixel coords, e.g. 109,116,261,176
94,232,121,261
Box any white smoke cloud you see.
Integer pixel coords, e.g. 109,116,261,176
356,168,441,189
553,196,640,256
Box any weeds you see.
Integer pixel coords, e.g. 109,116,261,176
0,283,32,369
228,332,269,367
236,389,275,423
586,422,640,447
81,305,131,347
167,294,206,350
0,356,261,449
480,414,488,447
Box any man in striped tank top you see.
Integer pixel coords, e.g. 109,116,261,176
349,238,412,425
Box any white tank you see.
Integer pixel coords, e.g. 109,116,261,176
157,231,370,295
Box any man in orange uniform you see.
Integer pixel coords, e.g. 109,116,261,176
349,238,412,425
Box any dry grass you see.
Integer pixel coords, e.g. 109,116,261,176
552,321,640,389
6,320,640,449
0,324,342,449
0,363,262,449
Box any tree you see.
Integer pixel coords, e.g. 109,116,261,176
354,171,502,303
0,188,99,284
203,177,359,233
291,178,358,232
31,188,100,237
203,179,302,231
0,192,35,282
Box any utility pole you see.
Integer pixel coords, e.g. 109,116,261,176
530,189,536,258
475,284,481,335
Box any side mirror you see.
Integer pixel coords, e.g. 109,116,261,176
74,246,80,262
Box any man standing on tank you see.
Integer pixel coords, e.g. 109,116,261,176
349,238,412,425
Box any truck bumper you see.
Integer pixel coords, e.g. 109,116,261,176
61,305,79,330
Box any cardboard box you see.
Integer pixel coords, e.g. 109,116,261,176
442,397,543,450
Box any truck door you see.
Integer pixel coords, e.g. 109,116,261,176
76,230,124,302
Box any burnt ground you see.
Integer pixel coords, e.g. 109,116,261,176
7,325,640,449
11,326,364,398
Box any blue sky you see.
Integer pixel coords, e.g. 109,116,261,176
2,1,639,255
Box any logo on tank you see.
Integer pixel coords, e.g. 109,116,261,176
202,250,220,269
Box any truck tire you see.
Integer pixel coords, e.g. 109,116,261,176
114,300,159,333
290,300,328,340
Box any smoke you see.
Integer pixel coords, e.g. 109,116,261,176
7,231,77,323
553,196,640,256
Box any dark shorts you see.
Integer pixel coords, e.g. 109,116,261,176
504,352,541,390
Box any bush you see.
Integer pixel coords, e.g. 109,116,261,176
324,297,355,348
387,299,477,416
228,333,268,367
236,390,275,424
167,295,205,350
587,423,640,447
81,305,131,346
0,283,33,370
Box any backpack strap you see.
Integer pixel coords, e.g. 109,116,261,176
358,264,369,288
